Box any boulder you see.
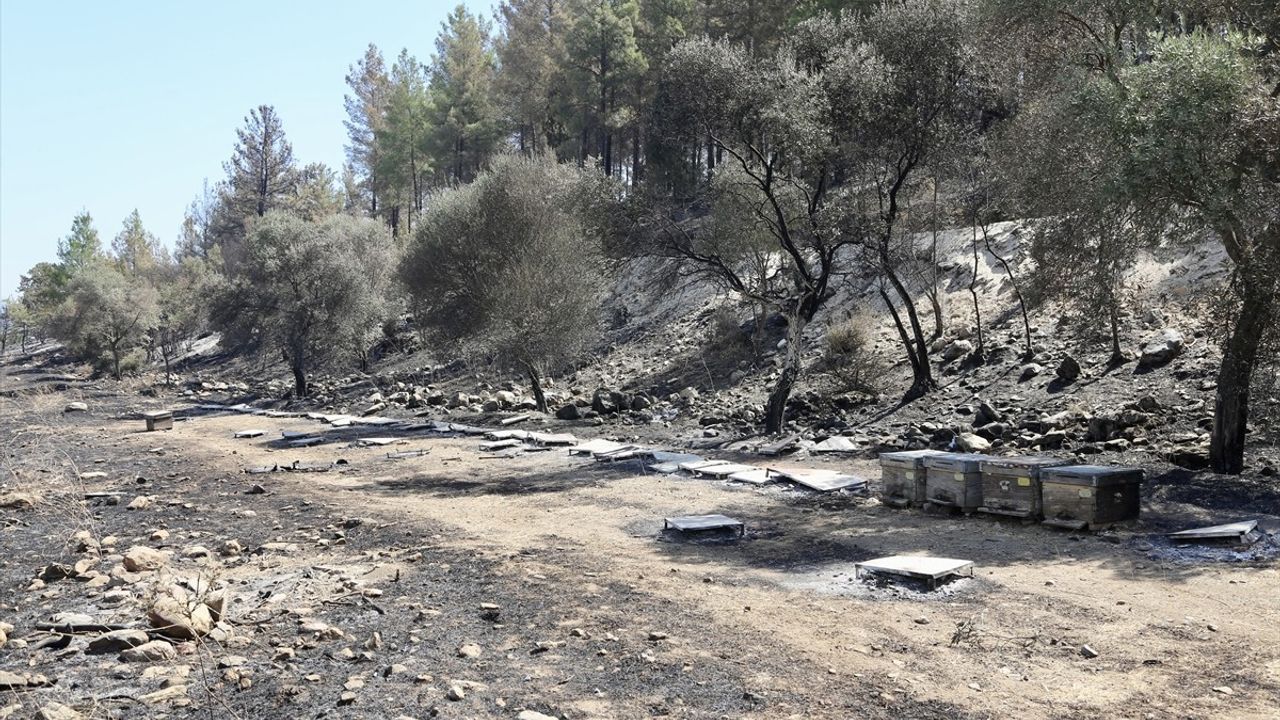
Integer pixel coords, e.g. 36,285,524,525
555,404,582,421
122,546,170,572
495,390,517,407
1139,328,1183,367
955,432,991,452
591,389,618,415
148,591,214,639
941,340,973,362
1055,356,1081,382
87,629,151,654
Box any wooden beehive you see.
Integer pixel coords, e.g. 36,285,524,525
1041,465,1143,530
978,456,1070,519
878,450,947,507
142,410,173,432
922,453,987,512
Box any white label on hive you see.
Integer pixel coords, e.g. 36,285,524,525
1017,477,1031,487
1078,488,1093,498
904,470,915,480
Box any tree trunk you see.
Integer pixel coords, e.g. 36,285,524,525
929,178,944,340
765,313,805,434
1109,304,1124,366
292,356,308,398
981,225,1032,359
163,351,172,387
884,268,935,396
1210,280,1273,474
968,225,985,360
525,363,548,414
111,343,122,380
881,286,924,384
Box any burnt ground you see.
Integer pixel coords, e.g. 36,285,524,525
2,378,1279,720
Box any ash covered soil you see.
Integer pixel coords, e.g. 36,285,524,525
2,380,1279,720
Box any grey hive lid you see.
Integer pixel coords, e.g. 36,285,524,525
923,452,987,470
879,449,947,465
1043,464,1144,485
980,455,1070,470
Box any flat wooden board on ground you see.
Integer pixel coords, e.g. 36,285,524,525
664,514,745,534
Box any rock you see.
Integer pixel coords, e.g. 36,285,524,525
64,402,88,413
39,562,75,581
678,386,699,402
35,704,82,720
126,495,153,510
220,539,244,556
446,684,466,701
954,432,991,452
974,401,1003,426
0,492,37,510
591,388,620,414
555,403,581,421
457,643,482,659
120,639,178,662
941,340,973,362
518,712,560,720
495,390,517,407
1080,645,1099,658
87,629,151,654
122,546,170,572
139,684,188,704
631,395,652,411
182,545,212,559
1212,685,1233,695
1138,328,1183,367
1018,363,1044,382
647,631,668,641
913,616,930,625
148,593,214,639
1056,356,1081,382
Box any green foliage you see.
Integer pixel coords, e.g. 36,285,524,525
54,260,159,379
111,209,163,276
399,154,609,403
211,212,398,395
56,212,103,275
427,5,503,183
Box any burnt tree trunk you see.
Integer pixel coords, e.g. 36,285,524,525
292,352,308,398
1210,277,1275,474
525,363,548,414
765,313,806,434
968,225,985,361
981,226,1033,359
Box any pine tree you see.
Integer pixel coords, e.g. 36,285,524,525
344,44,391,217
565,0,648,176
376,51,432,236
57,211,103,274
427,5,503,183
111,209,162,276
495,0,572,154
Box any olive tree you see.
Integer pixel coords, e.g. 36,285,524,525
211,212,397,396
1000,6,1280,473
54,261,158,379
399,153,608,412
649,1,977,432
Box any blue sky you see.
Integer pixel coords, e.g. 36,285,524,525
0,0,491,297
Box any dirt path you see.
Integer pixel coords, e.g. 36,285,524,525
119,409,1280,720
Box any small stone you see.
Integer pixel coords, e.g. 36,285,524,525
518,712,559,720
120,640,178,662
1212,685,1233,695
913,616,930,625
647,631,668,641
127,496,153,510
35,703,83,720
447,684,466,701
1080,645,1099,658
457,643,482,658
64,402,88,413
